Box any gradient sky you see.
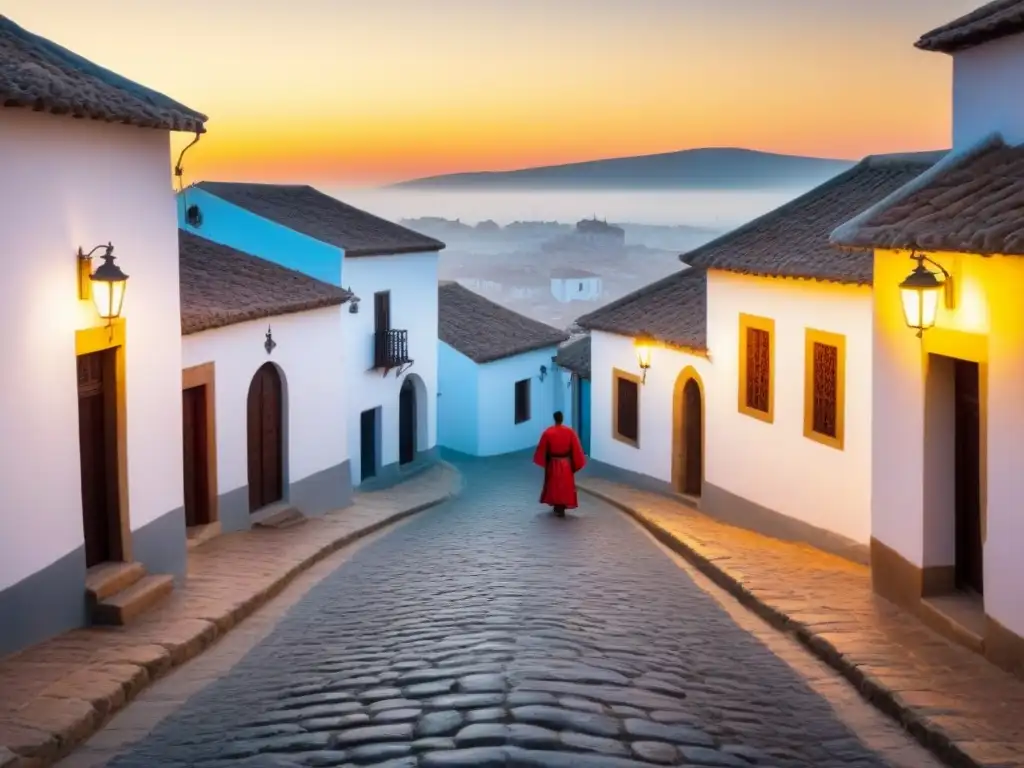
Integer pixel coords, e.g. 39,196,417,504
4,0,981,186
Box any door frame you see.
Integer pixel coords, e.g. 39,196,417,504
75,320,131,563
671,366,705,497
182,362,219,526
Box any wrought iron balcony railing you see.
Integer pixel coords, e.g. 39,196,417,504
374,328,410,371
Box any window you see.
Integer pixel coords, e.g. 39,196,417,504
804,329,846,450
514,378,531,424
612,369,641,447
738,313,775,423
373,291,390,333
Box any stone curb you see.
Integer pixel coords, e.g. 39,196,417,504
3,463,462,768
579,481,983,768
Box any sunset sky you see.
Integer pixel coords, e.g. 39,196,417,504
5,0,980,186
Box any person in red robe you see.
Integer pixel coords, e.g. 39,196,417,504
533,411,587,517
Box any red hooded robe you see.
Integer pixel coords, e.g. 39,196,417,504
532,424,587,508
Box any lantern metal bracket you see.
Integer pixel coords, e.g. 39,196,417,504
77,243,112,301
264,325,277,355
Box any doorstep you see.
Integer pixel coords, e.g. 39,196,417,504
578,476,1024,768
0,462,462,768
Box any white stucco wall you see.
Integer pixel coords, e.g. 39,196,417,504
476,347,559,456
589,330,710,484
952,34,1024,150
872,249,1024,639
181,307,348,496
344,253,439,483
0,110,183,591
706,271,873,544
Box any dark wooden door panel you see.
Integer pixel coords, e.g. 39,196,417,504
684,379,703,497
247,370,263,512
182,385,209,527
78,350,116,566
954,359,983,594
399,383,416,465
360,409,376,481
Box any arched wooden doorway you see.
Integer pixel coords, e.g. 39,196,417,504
672,367,704,497
247,363,284,512
399,377,417,465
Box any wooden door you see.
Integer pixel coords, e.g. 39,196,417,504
182,385,210,527
683,378,703,497
360,409,377,481
399,380,416,465
247,364,283,512
77,350,119,566
954,359,983,594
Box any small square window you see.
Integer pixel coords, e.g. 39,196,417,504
612,370,640,447
514,378,531,424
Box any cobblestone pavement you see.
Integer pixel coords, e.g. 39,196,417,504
578,475,1024,768
106,454,938,768
0,464,458,767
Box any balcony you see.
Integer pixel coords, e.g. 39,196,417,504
374,328,412,374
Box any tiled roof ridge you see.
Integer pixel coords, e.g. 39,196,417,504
576,266,706,328
915,0,1024,53
681,152,941,268
830,133,1007,250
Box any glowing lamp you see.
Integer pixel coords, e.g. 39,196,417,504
78,243,129,333
635,334,653,384
899,252,953,338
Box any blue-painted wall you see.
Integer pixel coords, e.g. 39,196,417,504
176,188,344,286
437,343,559,457
579,378,591,455
437,342,480,455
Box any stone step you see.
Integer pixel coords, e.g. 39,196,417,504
252,505,307,530
93,574,174,626
187,521,222,550
85,561,146,603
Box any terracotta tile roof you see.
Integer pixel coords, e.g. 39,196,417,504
831,135,1024,256
0,15,206,133
439,282,569,364
681,153,943,286
916,0,1024,53
554,335,591,379
196,182,445,257
575,267,708,352
179,230,351,335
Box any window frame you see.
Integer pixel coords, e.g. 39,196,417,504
803,328,846,450
737,313,775,423
612,368,641,448
514,378,531,424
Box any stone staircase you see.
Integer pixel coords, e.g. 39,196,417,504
85,561,174,626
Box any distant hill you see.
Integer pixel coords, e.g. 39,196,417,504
390,147,856,191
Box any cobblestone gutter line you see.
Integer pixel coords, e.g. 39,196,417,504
0,463,462,768
578,477,1024,768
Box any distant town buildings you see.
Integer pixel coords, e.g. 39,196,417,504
550,267,602,303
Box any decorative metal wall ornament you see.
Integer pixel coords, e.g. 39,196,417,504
264,325,277,354
538,364,548,382
185,204,203,228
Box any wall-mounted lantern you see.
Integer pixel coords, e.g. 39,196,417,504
899,251,954,338
538,364,548,382
264,325,277,354
185,204,203,228
347,289,360,314
635,333,653,384
78,243,129,336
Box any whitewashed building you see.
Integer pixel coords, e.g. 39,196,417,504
178,231,352,538
578,152,939,562
438,283,568,456
0,16,207,654
829,0,1024,676
176,182,446,488
550,267,602,303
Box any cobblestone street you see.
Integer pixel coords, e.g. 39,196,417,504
101,454,937,768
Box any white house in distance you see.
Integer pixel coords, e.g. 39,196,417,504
178,231,352,538
176,182,446,488
438,282,568,456
550,267,602,303
0,15,207,655
830,0,1024,676
577,151,940,563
